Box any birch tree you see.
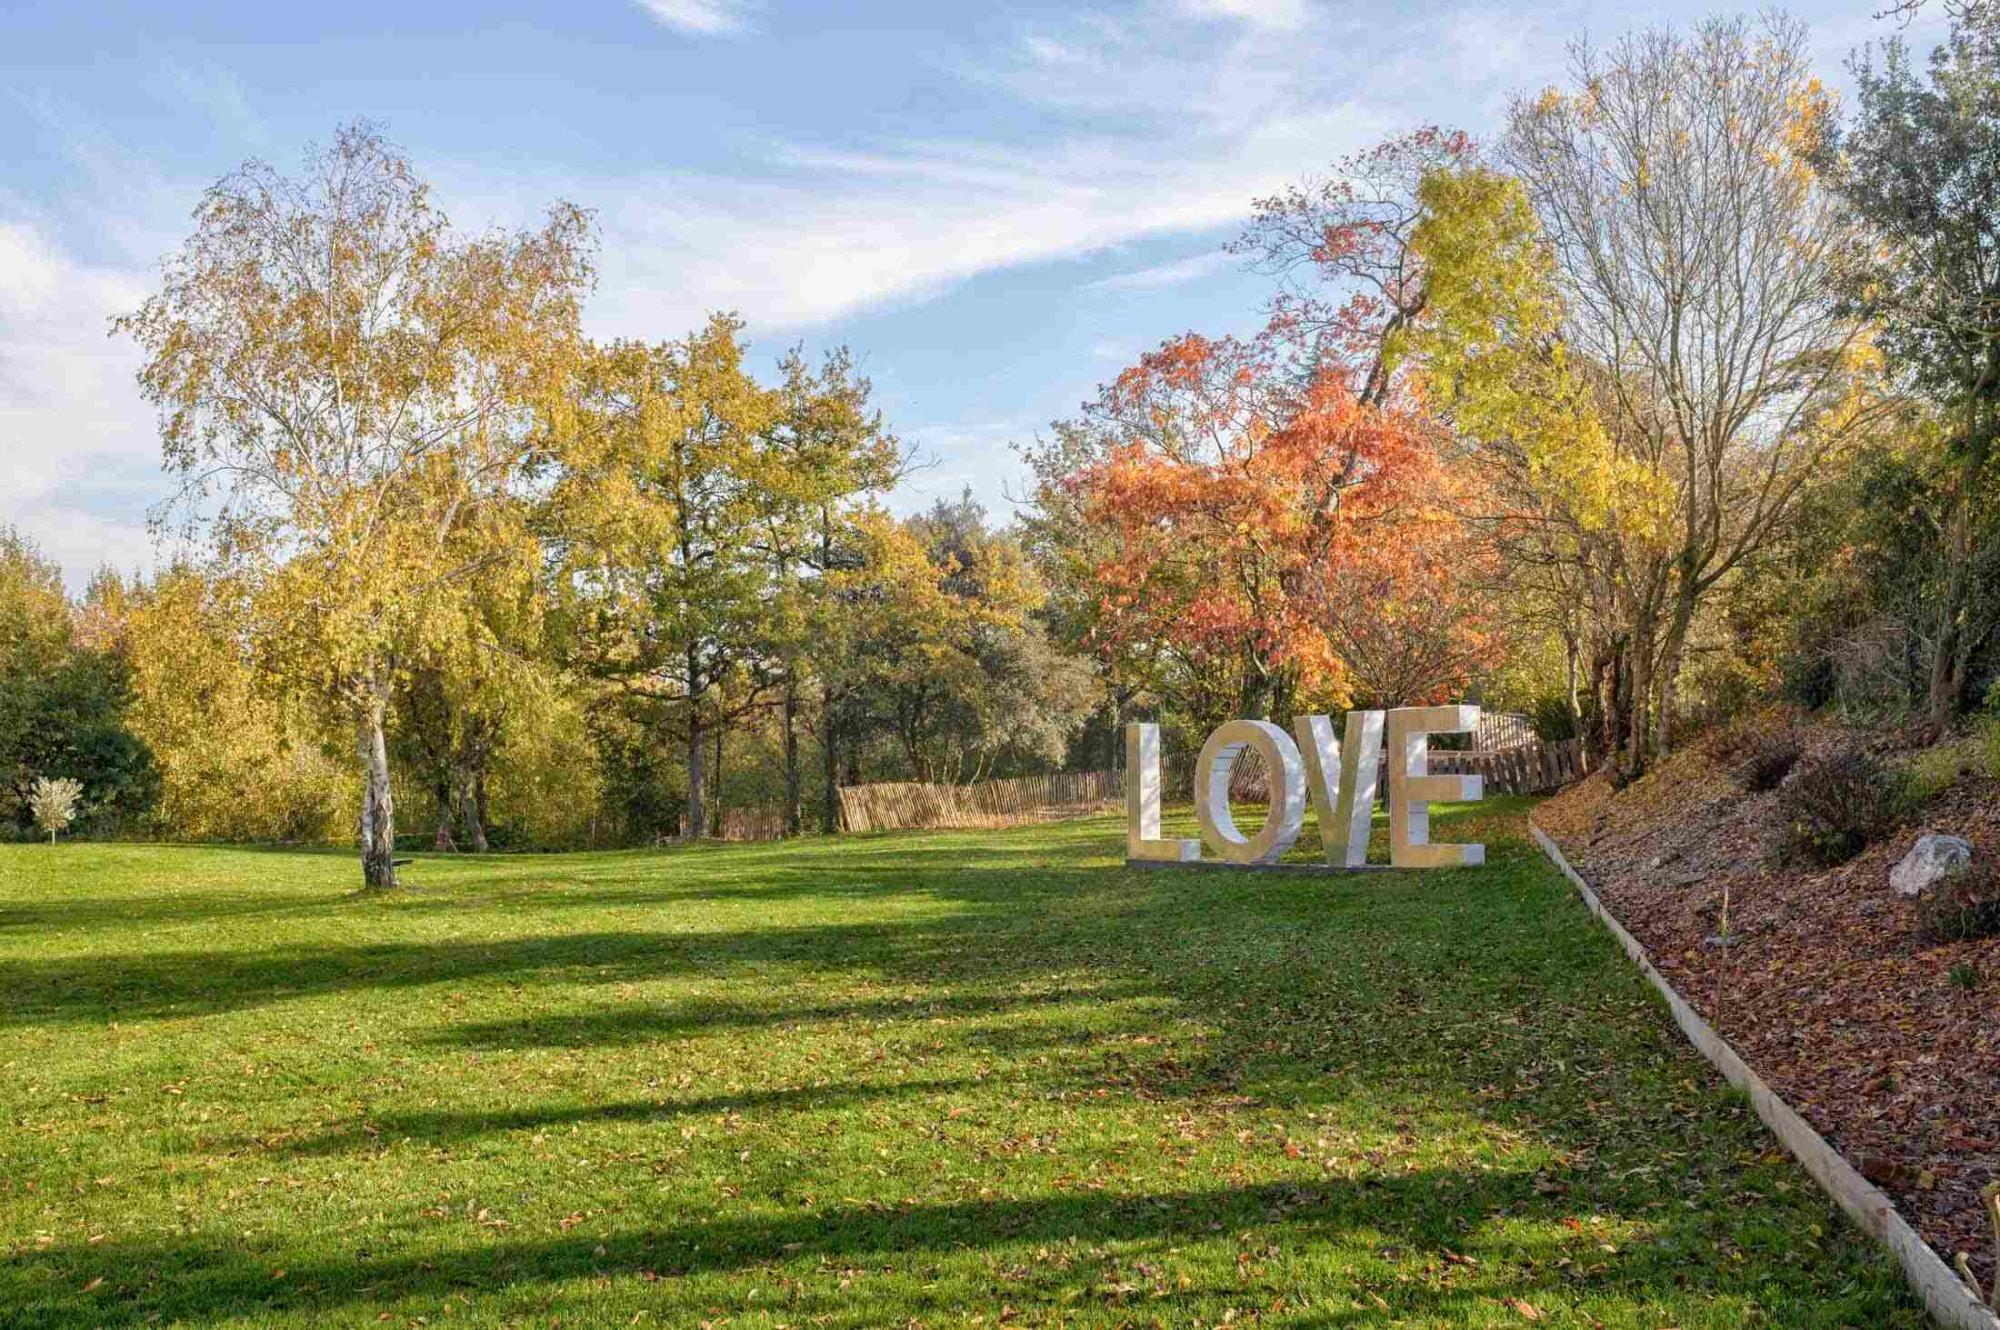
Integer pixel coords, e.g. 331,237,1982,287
119,121,594,888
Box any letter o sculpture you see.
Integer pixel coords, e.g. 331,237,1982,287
1194,720,1306,864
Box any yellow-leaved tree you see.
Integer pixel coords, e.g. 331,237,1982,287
545,316,778,840
118,121,595,889
1399,164,1675,746
123,565,353,843
1497,16,1890,767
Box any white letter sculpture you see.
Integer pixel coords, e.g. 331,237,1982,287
1193,720,1305,864
1385,705,1485,868
1123,707,1484,869
1292,710,1383,868
1126,722,1199,862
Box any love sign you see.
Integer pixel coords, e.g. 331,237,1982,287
1125,707,1485,870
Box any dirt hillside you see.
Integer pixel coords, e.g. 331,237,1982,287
1536,717,2000,1286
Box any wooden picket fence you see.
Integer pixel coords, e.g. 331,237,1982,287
838,769,1121,833
1210,734,1589,801
718,807,787,841
1427,737,1590,794
670,807,790,842
1475,711,1537,751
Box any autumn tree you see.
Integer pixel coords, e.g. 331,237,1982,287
1497,16,1889,765
118,122,593,888
122,564,349,842
874,496,1094,784
1018,419,1177,771
0,532,158,839
785,509,938,824
1233,137,1605,729
1233,127,1479,408
1032,328,1473,736
548,315,778,839
1396,163,1675,756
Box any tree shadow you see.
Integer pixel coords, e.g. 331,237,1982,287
3,1170,1622,1328
415,983,1150,1052
0,918,981,1027
0,801,1919,1327
202,1074,983,1160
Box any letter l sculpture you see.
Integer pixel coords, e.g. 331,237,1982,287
1125,723,1199,862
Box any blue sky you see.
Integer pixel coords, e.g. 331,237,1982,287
0,0,1943,588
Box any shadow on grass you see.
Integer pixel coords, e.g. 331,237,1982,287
415,983,1153,1052
0,908,1102,1028
205,1075,986,1159
0,800,1922,1327
9,1170,1611,1328
0,839,1564,1034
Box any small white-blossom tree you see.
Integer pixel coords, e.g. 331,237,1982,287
28,776,83,845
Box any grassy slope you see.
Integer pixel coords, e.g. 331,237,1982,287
0,800,1920,1328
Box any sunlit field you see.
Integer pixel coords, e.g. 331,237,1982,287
0,800,1918,1328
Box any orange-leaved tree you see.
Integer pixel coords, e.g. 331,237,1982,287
1052,324,1487,730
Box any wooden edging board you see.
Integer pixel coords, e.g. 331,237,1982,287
1528,816,2000,1330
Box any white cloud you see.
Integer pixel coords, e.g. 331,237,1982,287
1175,0,1312,31
895,419,1039,518
638,0,752,36
576,0,1412,339
1086,249,1234,293
0,221,161,588
582,136,1302,336
163,62,265,143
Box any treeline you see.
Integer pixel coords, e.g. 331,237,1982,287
1021,13,2000,782
0,481,1093,853
13,11,2000,881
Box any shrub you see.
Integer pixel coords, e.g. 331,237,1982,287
1736,729,1804,792
1531,694,1579,743
1916,861,2000,947
1778,748,1899,866
1780,646,1836,710
1897,735,1983,813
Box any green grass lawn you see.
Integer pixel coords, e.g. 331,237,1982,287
0,798,1920,1328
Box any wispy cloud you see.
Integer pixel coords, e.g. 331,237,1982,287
578,0,1414,336
1086,249,1234,293
1175,0,1312,32
162,61,265,143
638,0,753,36
582,136,1297,335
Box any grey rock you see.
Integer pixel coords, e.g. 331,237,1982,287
1889,834,1973,898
